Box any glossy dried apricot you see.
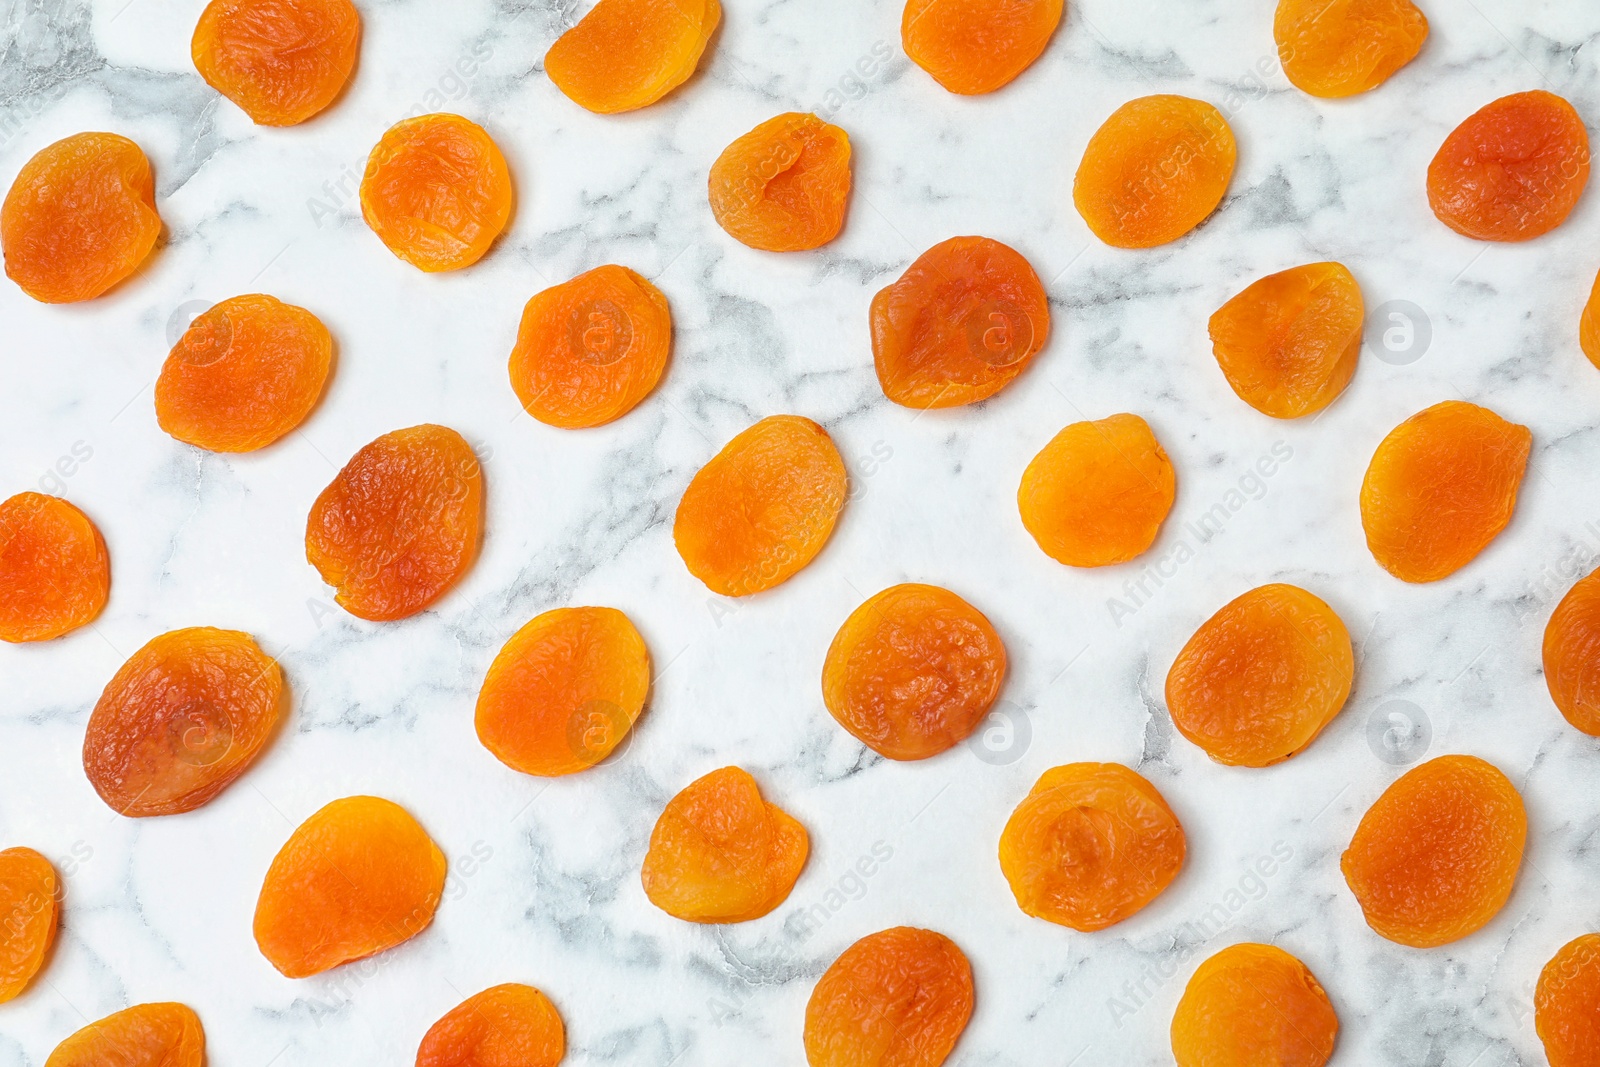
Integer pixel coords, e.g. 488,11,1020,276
416,983,566,1067
476,606,650,777
2,132,160,303
1582,268,1600,371
45,1002,205,1067
1360,400,1530,583
709,113,852,252
804,926,973,1067
674,415,846,596
546,0,719,114
0,847,58,1004
509,265,671,429
0,492,109,643
1274,0,1426,99
1544,565,1600,736
871,236,1050,409
1171,942,1338,1067
192,0,360,126
1017,413,1175,567
1428,91,1590,242
254,795,446,978
306,424,483,621
902,0,1063,95
1341,754,1526,947
1536,934,1600,1067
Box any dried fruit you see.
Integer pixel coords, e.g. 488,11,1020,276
416,983,566,1067
546,0,720,114
1536,933,1600,1067
509,265,671,429
999,762,1185,931
674,415,846,596
804,926,973,1067
254,795,446,978
0,492,110,643
642,766,808,923
1341,754,1526,947
1170,942,1338,1067
361,114,512,272
1428,91,1590,242
871,236,1050,408
155,294,333,452
1074,96,1236,249
0,847,58,1004
192,0,361,126
1017,413,1175,567
1208,262,1364,419
708,113,852,252
1274,0,1427,99
44,1003,205,1067
1544,565,1600,736
1582,268,1600,370
306,424,483,621
823,583,1006,761
1360,400,1531,583
476,606,650,777
2,132,160,303
902,0,1064,95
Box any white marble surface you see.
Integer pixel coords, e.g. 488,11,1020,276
4,0,1600,1063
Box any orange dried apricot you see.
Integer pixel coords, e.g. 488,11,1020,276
2,132,160,303
0,492,110,643
306,424,483,621
546,0,720,114
361,114,512,272
804,926,973,1067
1428,91,1591,242
1170,942,1338,1067
476,606,650,777
1274,0,1427,99
0,847,58,1004
509,265,671,429
416,983,566,1067
1017,413,1175,567
1208,262,1364,419
254,795,446,978
902,0,1063,95
1341,754,1526,948
1360,400,1530,583
1582,268,1600,370
1544,565,1600,736
871,236,1050,408
192,0,361,126
1074,96,1236,249
674,415,846,596
1166,584,1353,768
1536,933,1600,1067
708,113,852,252
44,1003,205,1067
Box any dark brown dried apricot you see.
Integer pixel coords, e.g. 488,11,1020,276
546,0,720,114
416,983,566,1067
192,0,361,126
1170,942,1338,1067
903,0,1063,95
1582,268,1600,371
709,113,851,252
1275,0,1427,99
1544,564,1600,736
0,491,110,643
44,1003,205,1067
1537,933,1600,1067
0,847,58,1004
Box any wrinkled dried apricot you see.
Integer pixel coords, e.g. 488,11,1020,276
1544,565,1600,736
1341,754,1526,947
546,0,720,114
1166,584,1353,767
254,795,446,978
416,983,566,1067
1209,262,1364,419
1582,268,1600,370
306,424,483,621
804,926,973,1067
902,0,1063,95
361,114,512,272
45,1003,204,1067
872,236,1050,408
0,847,58,1004
1074,96,1236,249
999,762,1184,931
1537,934,1600,1067
192,0,360,126
1428,91,1590,242
674,415,846,596
1171,942,1338,1067
1275,0,1427,99
1360,400,1530,583
0,492,109,643
476,606,650,777
1018,413,1175,567
709,113,852,252
2,132,160,303
509,265,671,429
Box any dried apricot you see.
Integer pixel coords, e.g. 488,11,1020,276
1274,0,1427,99
902,0,1063,95
1208,262,1364,419
0,847,58,1004
999,762,1184,931
1074,96,1236,249
1544,565,1600,736
546,0,720,114
0,492,109,643
1170,942,1338,1067
416,983,566,1067
1017,413,1175,567
44,1003,205,1067
871,236,1050,408
2,132,160,303
674,415,846,596
509,265,671,429
254,795,446,978
192,0,361,126
476,606,650,777
1360,400,1530,583
1341,754,1526,948
361,114,512,272
1582,268,1600,371
1536,933,1600,1067
306,424,483,621
804,926,973,1067
1428,91,1590,242
708,113,852,252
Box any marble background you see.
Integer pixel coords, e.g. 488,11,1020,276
3,0,1600,1063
